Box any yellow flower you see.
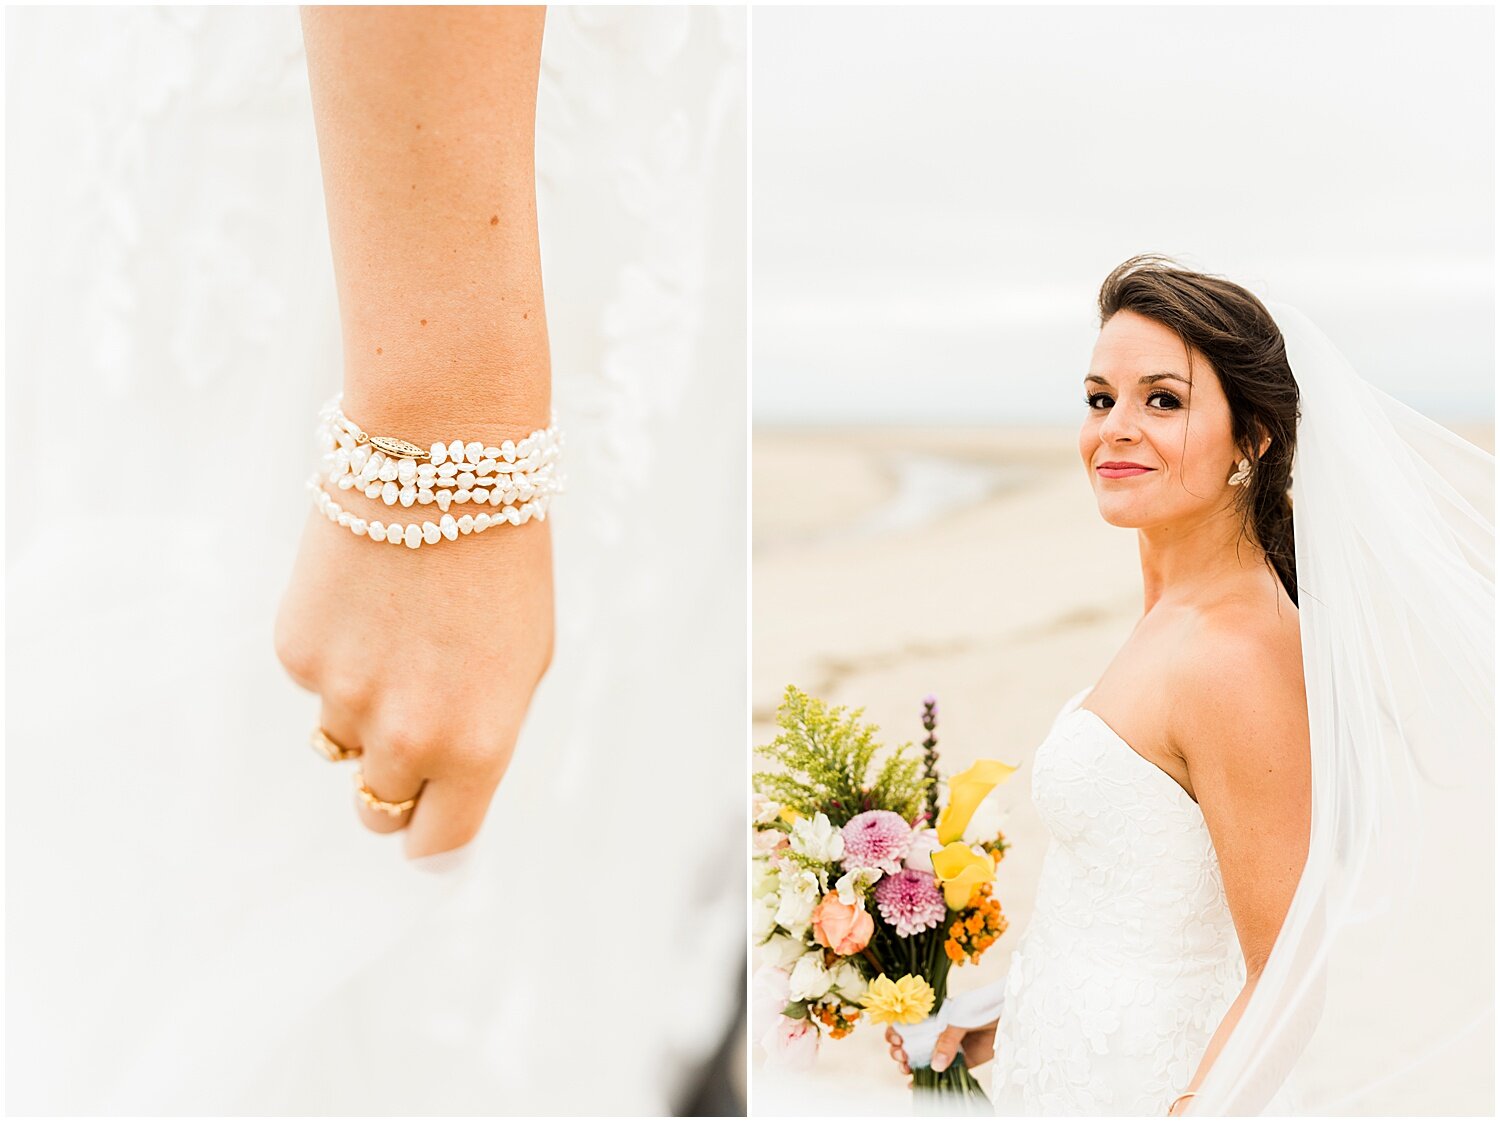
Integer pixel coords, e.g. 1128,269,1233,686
937,759,1018,844
859,974,936,1025
778,806,801,825
932,842,996,910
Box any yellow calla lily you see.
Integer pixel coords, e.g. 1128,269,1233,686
936,758,1018,844
932,841,996,910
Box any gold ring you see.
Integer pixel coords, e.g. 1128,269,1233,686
353,770,420,817
310,727,362,762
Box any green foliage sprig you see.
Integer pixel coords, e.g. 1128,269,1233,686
755,685,930,826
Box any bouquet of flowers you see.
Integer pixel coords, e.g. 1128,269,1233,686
752,686,1016,1111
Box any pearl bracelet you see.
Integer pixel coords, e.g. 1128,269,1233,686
316,395,564,514
307,472,550,549
308,393,562,547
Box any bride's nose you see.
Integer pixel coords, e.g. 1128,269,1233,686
1097,399,1142,444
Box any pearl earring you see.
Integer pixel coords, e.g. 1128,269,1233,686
1227,458,1252,487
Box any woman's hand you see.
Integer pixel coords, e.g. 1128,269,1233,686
289,6,555,860
884,1020,998,1080
274,498,553,858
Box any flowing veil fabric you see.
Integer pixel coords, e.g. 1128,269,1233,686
1189,302,1495,1114
6,7,746,1114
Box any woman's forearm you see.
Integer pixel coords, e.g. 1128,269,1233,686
299,5,550,439
1171,971,1261,1115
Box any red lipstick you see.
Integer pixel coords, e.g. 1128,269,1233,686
1096,461,1153,479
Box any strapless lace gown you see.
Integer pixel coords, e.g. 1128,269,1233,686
990,686,1295,1115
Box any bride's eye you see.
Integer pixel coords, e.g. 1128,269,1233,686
1148,390,1182,410
1085,392,1113,410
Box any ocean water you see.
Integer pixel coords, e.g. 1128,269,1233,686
843,453,1035,539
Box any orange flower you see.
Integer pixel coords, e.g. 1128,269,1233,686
811,892,875,956
810,999,862,1040
943,883,1013,967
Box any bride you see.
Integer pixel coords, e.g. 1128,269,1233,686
887,255,1494,1115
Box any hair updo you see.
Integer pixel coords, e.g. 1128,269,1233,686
1096,254,1301,605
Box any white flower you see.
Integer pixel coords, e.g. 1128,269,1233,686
752,828,787,855
789,811,845,864
835,865,883,905
752,792,783,826
752,890,778,941
751,962,793,1036
962,796,1007,846
904,828,943,874
752,860,779,900
788,950,834,1002
775,867,819,937
829,959,869,1003
760,933,806,971
761,1015,819,1071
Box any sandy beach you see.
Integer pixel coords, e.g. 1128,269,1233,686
750,422,1495,1115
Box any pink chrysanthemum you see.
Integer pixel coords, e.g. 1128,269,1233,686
841,810,914,875
874,867,948,937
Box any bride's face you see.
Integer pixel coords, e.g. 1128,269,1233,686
1079,309,1240,531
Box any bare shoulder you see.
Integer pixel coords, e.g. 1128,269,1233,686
1166,598,1309,777
1167,595,1312,977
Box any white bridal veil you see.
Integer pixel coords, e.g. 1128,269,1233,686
1190,302,1496,1114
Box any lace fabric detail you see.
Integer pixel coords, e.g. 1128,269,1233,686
991,688,1246,1115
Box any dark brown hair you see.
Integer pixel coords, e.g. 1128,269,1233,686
1096,254,1300,605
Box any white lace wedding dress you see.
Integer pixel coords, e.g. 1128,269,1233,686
989,687,1299,1115
6,7,744,1114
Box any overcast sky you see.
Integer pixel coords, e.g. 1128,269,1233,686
752,6,1495,424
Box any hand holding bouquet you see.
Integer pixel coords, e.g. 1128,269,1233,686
752,687,1017,1111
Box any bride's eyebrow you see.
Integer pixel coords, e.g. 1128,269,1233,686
1084,372,1191,387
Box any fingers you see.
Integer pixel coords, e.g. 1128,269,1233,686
353,725,429,835
316,700,364,762
931,1024,968,1073
403,755,508,859
317,699,421,835
317,690,519,851
884,1026,910,1075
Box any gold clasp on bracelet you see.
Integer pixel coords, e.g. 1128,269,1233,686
364,433,430,460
